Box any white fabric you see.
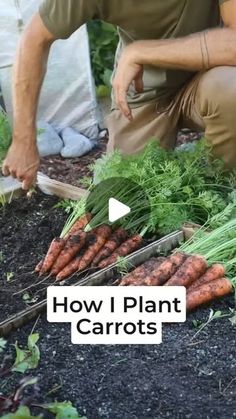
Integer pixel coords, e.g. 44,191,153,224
0,0,99,139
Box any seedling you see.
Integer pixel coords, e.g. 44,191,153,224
116,256,133,277
22,293,39,305
0,378,39,417
12,334,40,374
80,176,92,188
191,310,224,341
6,272,14,283
191,308,236,341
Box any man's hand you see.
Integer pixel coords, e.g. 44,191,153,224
4,13,55,191
2,140,40,190
113,45,143,121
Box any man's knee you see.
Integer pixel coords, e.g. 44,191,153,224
196,67,236,169
198,66,236,114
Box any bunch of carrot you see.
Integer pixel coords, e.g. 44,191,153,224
119,252,234,311
35,213,144,281
119,219,236,311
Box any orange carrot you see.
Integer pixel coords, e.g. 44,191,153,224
78,225,112,272
92,227,128,266
186,277,233,311
50,231,86,276
165,254,207,287
35,260,43,273
39,238,66,276
119,257,166,286
188,264,225,293
64,213,92,239
131,252,187,287
56,256,83,282
98,235,143,269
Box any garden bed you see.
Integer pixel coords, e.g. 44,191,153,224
1,295,235,419
0,187,235,419
0,190,167,334
0,191,66,324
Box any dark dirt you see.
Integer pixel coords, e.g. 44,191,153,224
0,192,66,322
1,298,235,419
40,137,108,188
0,190,236,419
0,192,152,324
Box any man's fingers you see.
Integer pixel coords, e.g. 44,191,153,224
22,171,37,191
22,177,32,191
10,169,17,179
117,89,132,121
134,75,144,93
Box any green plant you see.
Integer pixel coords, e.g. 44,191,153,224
39,401,86,419
180,218,236,278
1,402,86,419
6,272,14,283
191,309,225,341
0,111,12,163
87,21,118,95
1,405,42,419
115,256,132,277
12,334,40,374
22,293,39,305
191,308,236,341
90,140,236,235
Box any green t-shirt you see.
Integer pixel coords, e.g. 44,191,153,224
39,0,228,107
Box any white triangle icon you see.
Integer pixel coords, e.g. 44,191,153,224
108,198,131,223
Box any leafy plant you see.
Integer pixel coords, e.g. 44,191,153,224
6,272,14,283
0,401,86,419
12,334,40,374
115,256,133,277
0,378,39,417
0,111,12,163
90,140,236,235
0,405,42,419
191,309,224,341
41,401,86,419
22,293,39,305
87,21,118,95
191,308,236,341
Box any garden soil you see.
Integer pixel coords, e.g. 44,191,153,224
0,188,236,419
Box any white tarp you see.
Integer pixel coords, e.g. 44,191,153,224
0,0,99,139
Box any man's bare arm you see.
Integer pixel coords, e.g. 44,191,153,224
2,13,56,190
113,0,236,119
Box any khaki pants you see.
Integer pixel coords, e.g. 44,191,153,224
107,66,236,169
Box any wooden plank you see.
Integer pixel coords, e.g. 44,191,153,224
0,173,88,202
37,172,88,200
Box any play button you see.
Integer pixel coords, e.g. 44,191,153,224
109,198,131,223
85,176,151,229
